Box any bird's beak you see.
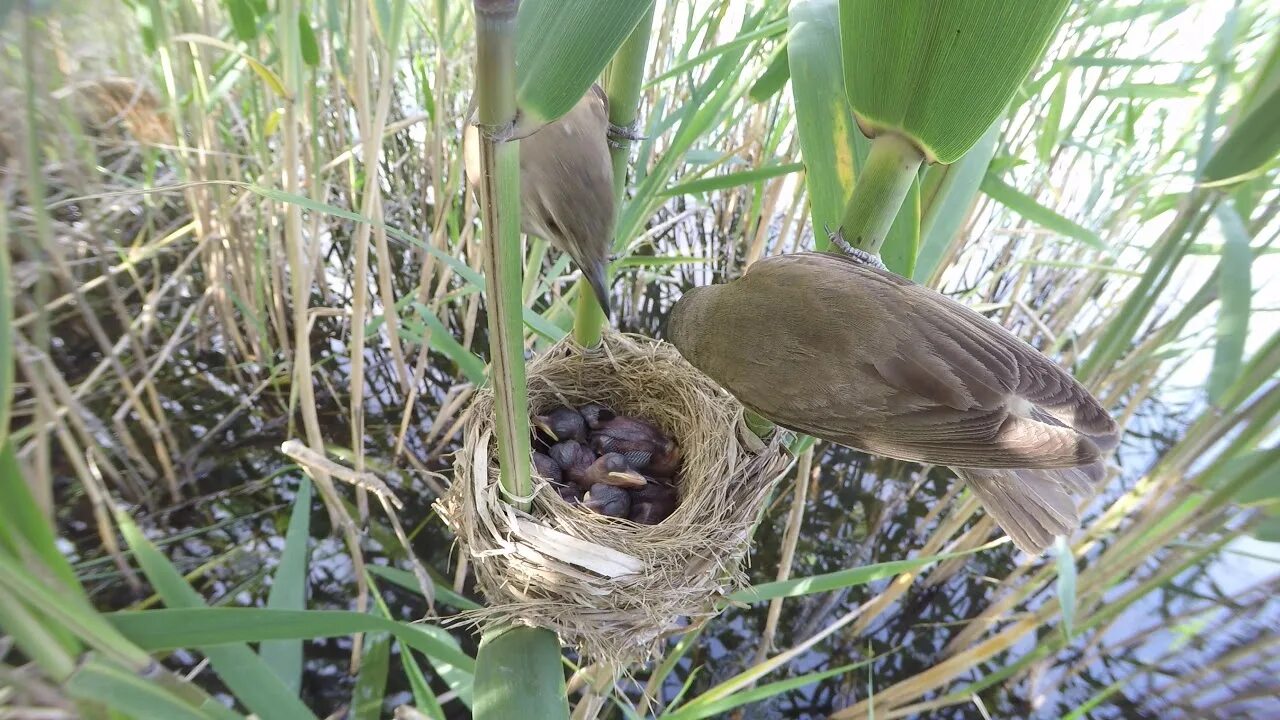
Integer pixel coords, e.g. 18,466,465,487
607,469,647,489
532,416,559,441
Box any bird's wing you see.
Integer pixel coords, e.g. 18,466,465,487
772,254,1111,468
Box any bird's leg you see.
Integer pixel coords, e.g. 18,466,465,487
607,120,647,148
824,225,887,269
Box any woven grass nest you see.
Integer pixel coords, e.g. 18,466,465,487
437,332,793,662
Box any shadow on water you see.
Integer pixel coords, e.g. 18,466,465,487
44,211,1229,719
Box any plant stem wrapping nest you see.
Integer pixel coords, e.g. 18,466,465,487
436,332,793,663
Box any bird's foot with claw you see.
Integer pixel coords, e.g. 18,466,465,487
474,119,517,143
607,121,647,148
825,226,887,269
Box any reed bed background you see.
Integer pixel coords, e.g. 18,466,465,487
1,0,1278,717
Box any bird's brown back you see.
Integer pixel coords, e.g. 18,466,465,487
669,252,1115,469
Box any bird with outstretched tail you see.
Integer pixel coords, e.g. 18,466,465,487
667,251,1118,555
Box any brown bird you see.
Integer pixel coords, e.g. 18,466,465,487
583,483,631,518
668,251,1119,555
463,84,615,318
629,479,679,525
533,407,589,444
580,404,682,477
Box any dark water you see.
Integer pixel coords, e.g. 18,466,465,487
37,201,1272,719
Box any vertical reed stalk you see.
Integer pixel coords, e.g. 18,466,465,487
837,132,924,256
473,0,532,505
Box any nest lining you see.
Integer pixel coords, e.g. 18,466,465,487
436,332,792,662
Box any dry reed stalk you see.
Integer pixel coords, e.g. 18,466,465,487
752,445,812,665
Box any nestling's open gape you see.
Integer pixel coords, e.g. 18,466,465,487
668,251,1119,554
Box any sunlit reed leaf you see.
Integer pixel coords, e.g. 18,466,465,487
661,162,803,196
173,34,286,96
116,516,318,720
980,174,1106,251
411,303,488,384
730,540,1002,603
225,0,256,41
107,607,477,674
788,0,856,249
64,655,226,720
749,44,791,102
366,565,484,612
1038,67,1069,164
1207,203,1253,405
649,18,787,85
0,443,83,599
260,477,312,694
352,632,392,720
915,119,1000,284
1201,81,1280,186
298,12,320,66
1054,536,1077,640
473,627,568,720
840,0,1070,163
664,659,872,720
514,0,655,126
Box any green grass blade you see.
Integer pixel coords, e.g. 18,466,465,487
980,173,1106,251
515,0,655,126
366,564,484,611
666,659,872,720
1207,202,1253,405
117,515,318,720
107,607,476,676
410,303,489,384
1038,67,1068,164
730,540,1001,603
0,202,12,445
0,442,85,600
64,654,224,720
749,44,791,102
1202,79,1280,186
661,161,803,196
351,631,392,720
474,626,568,720
261,477,312,693
1053,536,1076,640
788,0,856,249
367,573,450,717
649,18,787,84
1097,82,1196,99
915,119,1000,284
879,176,920,277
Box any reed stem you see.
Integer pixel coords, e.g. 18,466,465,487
474,0,532,506
837,132,924,255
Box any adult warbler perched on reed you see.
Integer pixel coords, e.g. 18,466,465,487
463,83,615,318
668,251,1119,555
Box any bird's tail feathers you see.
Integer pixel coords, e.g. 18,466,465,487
958,464,1102,555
